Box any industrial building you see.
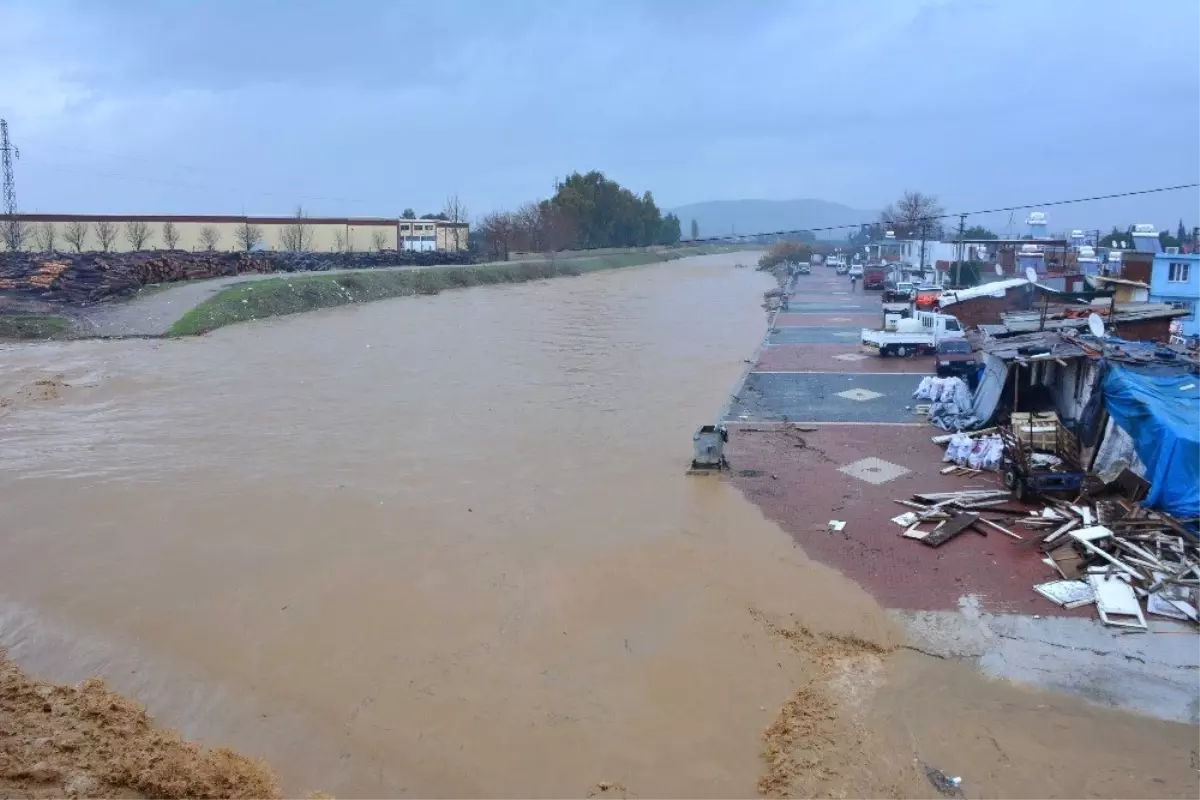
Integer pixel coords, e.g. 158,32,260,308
6,214,470,253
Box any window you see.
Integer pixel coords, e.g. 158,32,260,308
1168,261,1191,282
1169,300,1196,321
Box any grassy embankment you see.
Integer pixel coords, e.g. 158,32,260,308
0,314,71,340
168,247,726,336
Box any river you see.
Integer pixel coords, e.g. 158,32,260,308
2,252,1196,799
0,254,896,796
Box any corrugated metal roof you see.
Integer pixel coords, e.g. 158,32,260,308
938,278,1031,307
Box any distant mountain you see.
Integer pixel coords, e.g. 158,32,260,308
670,199,877,241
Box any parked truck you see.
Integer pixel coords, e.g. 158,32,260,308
860,310,965,357
863,265,887,290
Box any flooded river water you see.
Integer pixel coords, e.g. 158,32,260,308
2,253,1196,799
0,254,893,796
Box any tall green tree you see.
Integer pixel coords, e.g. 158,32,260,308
690,218,699,240
659,213,682,245
543,171,677,249
962,225,998,240
1177,219,1188,243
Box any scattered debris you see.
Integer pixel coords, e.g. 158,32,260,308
923,765,964,798
1034,579,1095,608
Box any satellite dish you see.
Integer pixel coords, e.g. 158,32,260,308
994,263,1004,276
1087,313,1105,339
1024,267,1038,283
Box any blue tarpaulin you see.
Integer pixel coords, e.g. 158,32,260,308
1101,363,1199,520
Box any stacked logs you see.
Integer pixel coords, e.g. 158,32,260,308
0,249,476,304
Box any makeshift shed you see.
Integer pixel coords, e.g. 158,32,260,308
965,332,1094,427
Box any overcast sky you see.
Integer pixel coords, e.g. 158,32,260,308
2,0,1197,231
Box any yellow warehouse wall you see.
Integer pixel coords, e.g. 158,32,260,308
8,217,465,253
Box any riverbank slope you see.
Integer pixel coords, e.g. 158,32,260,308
168,247,729,337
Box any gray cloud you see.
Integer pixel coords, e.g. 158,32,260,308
1,0,1196,231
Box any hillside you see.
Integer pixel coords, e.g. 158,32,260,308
671,199,877,241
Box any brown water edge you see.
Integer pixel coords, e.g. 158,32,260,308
0,252,1195,798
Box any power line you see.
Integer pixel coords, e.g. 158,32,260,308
679,183,1200,244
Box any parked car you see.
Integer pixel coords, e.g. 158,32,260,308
883,281,915,302
835,263,849,275
935,338,977,380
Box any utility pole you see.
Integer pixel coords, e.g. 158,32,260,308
1,119,19,251
953,213,966,288
919,218,928,275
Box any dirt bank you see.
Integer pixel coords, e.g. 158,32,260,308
0,653,280,799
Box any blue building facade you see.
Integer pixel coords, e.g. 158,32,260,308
1150,252,1200,338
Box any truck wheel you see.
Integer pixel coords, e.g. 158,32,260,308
895,345,909,357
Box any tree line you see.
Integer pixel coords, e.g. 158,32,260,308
474,171,681,260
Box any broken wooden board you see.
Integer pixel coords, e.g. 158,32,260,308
1034,579,1095,609
1088,573,1147,630
974,516,1022,541
1048,545,1085,580
921,512,979,548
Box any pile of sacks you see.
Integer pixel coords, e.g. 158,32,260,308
914,376,979,431
943,433,1004,470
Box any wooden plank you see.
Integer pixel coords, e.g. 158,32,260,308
922,513,979,548
1068,531,1144,581
975,516,1022,541
1041,518,1081,545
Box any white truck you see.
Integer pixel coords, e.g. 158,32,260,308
860,311,965,357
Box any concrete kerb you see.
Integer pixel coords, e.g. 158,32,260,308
894,596,1200,724
716,278,783,425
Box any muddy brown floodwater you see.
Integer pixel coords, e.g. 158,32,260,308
1,253,1196,799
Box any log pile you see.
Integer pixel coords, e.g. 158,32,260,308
0,249,477,305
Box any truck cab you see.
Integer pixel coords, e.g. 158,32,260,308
863,266,887,290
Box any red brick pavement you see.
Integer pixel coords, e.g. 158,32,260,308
756,343,937,374
725,422,1067,615
773,313,879,327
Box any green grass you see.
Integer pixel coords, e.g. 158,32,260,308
167,247,723,336
0,314,72,340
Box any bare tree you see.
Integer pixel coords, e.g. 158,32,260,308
94,220,119,252
199,226,221,251
1,216,29,251
125,220,152,250
879,191,945,240
234,221,263,251
443,194,469,251
63,221,89,252
32,221,57,252
162,221,180,250
279,205,315,252
541,203,577,253
371,229,388,252
332,228,346,252
479,211,516,260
